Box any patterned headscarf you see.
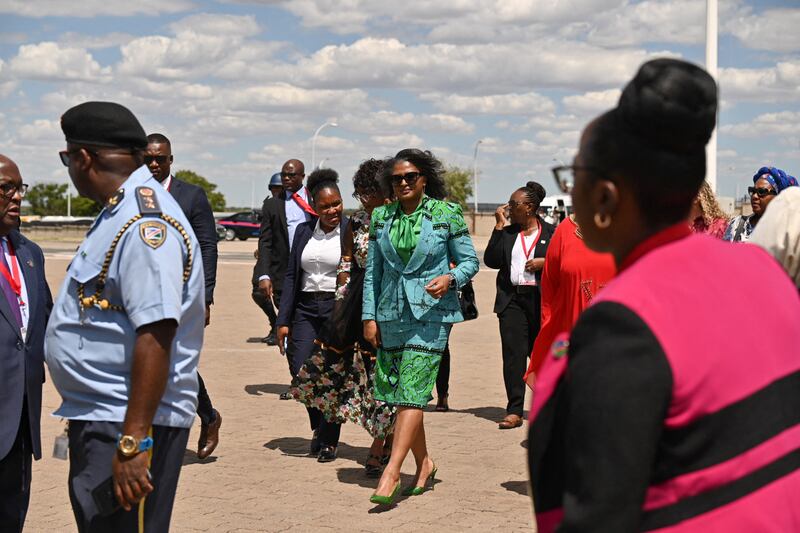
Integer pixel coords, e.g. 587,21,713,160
752,166,798,194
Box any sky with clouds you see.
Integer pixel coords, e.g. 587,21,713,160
1,0,798,208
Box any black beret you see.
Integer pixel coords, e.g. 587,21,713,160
616,58,717,154
61,101,147,150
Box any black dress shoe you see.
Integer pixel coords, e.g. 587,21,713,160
279,390,292,400
263,331,277,345
317,445,337,462
309,429,321,456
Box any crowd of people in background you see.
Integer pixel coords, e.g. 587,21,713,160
1,55,799,532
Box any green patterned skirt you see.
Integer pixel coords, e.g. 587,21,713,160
375,308,452,408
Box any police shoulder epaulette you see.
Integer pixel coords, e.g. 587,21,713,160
135,186,162,215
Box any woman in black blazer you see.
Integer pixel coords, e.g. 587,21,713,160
276,169,348,462
484,181,554,430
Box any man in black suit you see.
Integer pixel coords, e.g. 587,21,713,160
145,134,221,459
0,154,52,532
254,159,316,399
251,173,283,345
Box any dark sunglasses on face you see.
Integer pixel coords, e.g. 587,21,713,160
748,186,777,198
390,172,421,186
143,155,170,165
59,148,97,167
508,200,531,208
281,172,303,179
0,183,28,198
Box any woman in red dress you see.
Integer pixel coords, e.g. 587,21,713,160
523,215,615,387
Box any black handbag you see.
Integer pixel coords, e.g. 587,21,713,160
458,280,479,321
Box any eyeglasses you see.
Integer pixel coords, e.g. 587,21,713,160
390,172,421,186
281,171,304,179
143,155,170,165
551,165,612,193
59,148,97,167
748,186,777,198
508,200,531,208
0,183,28,198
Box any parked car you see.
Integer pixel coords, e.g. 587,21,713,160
217,210,262,241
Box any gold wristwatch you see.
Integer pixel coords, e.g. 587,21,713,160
117,434,154,457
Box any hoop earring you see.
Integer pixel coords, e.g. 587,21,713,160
594,212,612,229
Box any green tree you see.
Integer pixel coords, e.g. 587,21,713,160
24,183,101,216
174,169,226,211
442,166,473,210
25,183,67,215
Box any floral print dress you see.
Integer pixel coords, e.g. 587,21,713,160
290,210,396,439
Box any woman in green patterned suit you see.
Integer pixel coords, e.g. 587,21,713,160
363,149,479,504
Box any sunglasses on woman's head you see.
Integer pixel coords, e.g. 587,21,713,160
748,186,777,198
390,172,421,186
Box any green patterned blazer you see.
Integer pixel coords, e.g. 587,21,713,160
362,196,479,324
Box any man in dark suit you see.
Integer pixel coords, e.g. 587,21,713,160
254,159,316,399
251,173,283,345
145,134,221,459
0,154,52,532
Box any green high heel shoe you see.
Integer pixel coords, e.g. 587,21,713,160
369,481,401,505
403,464,438,496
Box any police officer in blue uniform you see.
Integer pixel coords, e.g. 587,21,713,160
45,101,205,532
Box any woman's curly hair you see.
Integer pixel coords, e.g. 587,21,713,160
380,148,447,200
696,180,728,225
353,158,389,199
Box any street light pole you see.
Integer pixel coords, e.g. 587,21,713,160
472,139,483,215
311,119,338,170
66,179,71,218
706,0,718,192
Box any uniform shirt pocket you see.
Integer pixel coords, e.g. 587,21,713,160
67,252,103,284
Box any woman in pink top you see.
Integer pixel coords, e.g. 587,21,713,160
688,180,729,238
528,58,800,533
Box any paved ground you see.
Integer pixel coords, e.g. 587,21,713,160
26,237,536,532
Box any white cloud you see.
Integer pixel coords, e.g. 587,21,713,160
282,37,658,93
720,111,800,138
562,89,620,114
58,32,137,49
725,8,800,53
0,0,195,17
720,61,800,103
340,111,474,134
169,13,261,37
423,92,555,115
9,42,111,82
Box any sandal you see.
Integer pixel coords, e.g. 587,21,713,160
365,454,383,478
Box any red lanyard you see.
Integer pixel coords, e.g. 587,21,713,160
519,220,541,260
0,239,23,304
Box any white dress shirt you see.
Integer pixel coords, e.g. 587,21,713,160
510,226,541,286
160,174,173,191
300,220,340,293
2,236,30,338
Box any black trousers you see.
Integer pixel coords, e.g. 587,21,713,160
67,421,189,533
196,373,215,426
436,344,451,397
251,285,277,331
0,400,31,533
288,292,340,447
498,290,541,417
